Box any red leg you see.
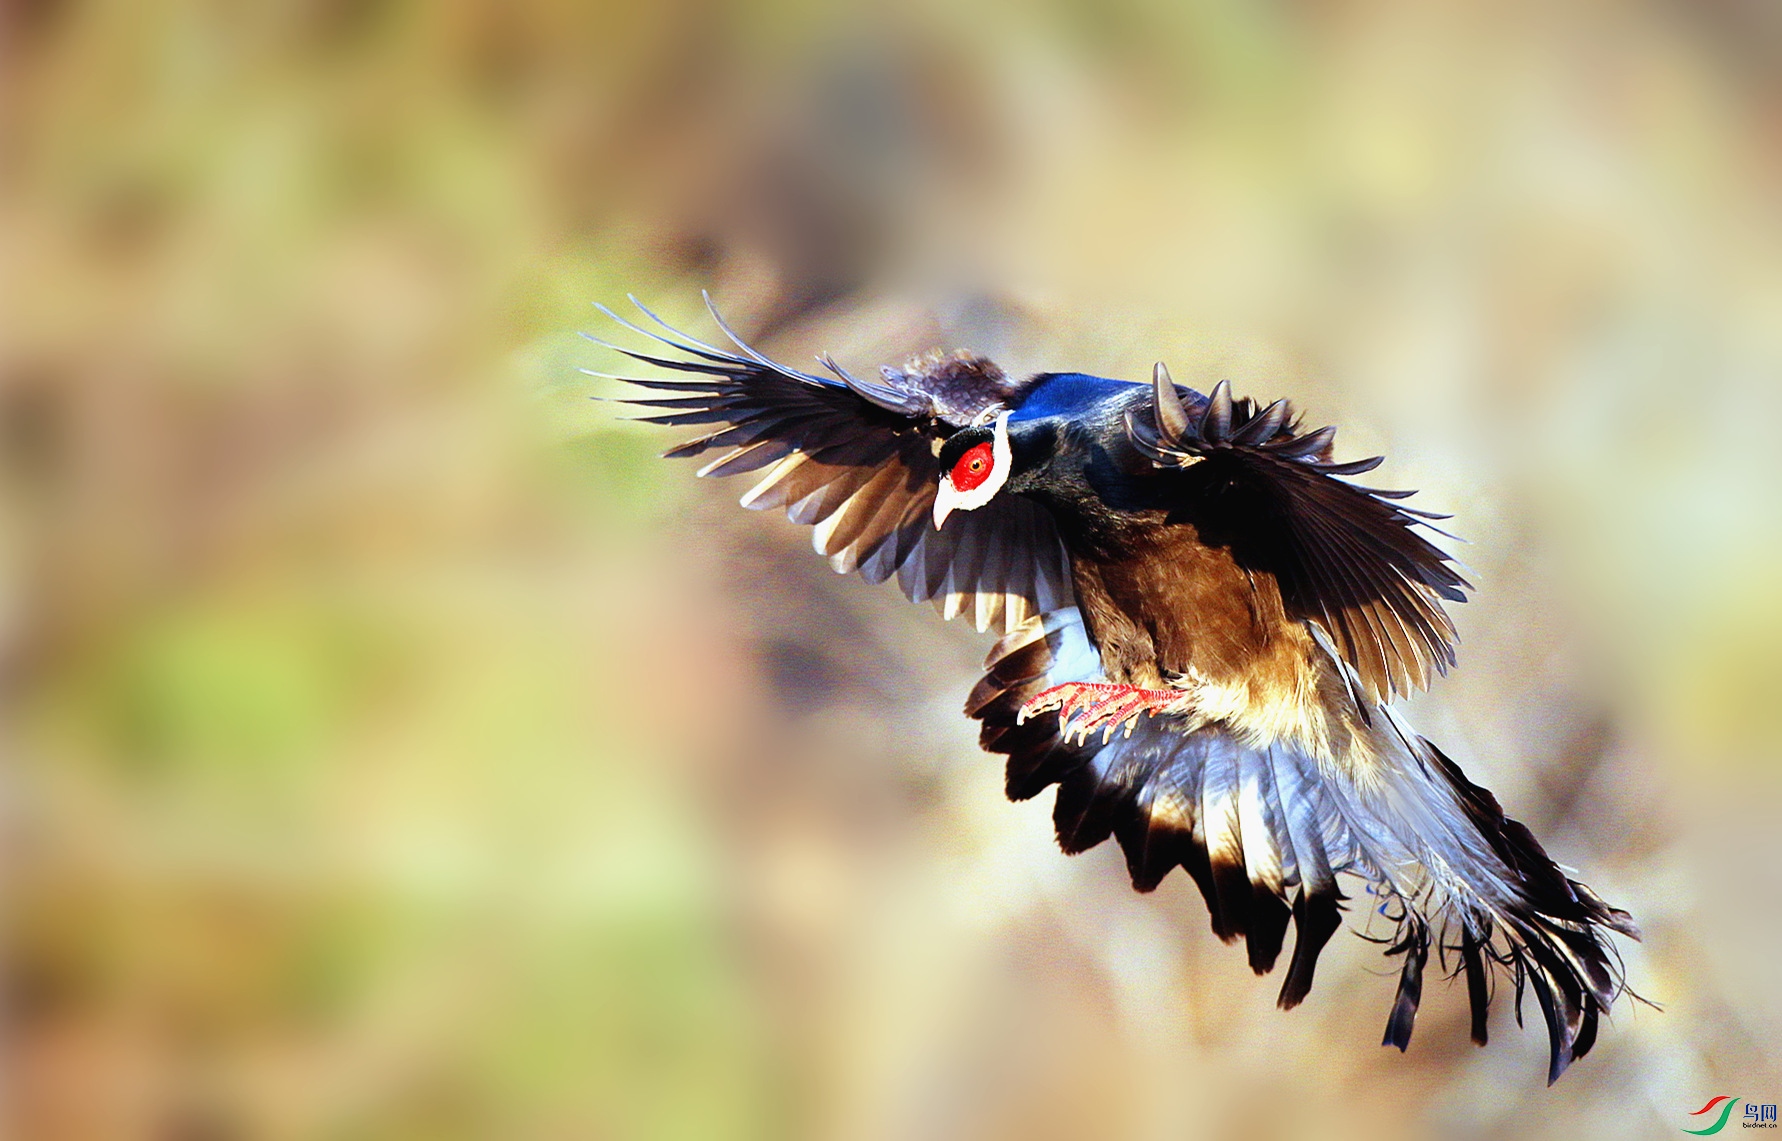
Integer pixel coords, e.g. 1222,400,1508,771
1017,681,1190,744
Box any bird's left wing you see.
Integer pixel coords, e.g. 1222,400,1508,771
1126,367,1470,704
589,297,1072,633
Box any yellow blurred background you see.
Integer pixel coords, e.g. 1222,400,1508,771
4,1,1780,1138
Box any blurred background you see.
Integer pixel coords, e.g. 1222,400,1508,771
3,0,1780,1137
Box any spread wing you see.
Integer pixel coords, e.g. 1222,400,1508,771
1126,367,1469,704
588,296,1073,633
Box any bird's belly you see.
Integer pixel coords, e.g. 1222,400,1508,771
1069,530,1342,754
1069,529,1272,678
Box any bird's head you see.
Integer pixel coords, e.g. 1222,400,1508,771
933,409,1013,529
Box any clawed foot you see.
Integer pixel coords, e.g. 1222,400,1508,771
1016,681,1189,744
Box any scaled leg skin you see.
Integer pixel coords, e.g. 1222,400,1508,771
1017,682,1191,744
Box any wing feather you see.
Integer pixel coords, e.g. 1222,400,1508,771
1130,377,1468,701
597,298,1075,634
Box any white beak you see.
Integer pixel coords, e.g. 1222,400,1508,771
933,479,960,530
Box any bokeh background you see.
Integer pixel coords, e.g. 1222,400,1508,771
4,1,1780,1137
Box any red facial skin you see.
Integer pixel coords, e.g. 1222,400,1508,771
950,441,995,492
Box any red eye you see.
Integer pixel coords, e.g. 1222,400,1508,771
951,441,995,492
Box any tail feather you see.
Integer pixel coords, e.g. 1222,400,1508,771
1267,745,1347,1009
1382,918,1429,1051
1199,740,1252,943
1053,752,1136,854
1245,888,1293,974
1459,928,1491,1045
1519,946,1573,1083
1573,998,1600,1060
1420,737,1637,1082
1116,782,1195,893
1237,750,1292,972
1279,888,1345,1010
968,609,1639,1083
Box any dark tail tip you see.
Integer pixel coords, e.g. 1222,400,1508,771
1246,889,1291,974
1380,923,1429,1052
1460,930,1490,1046
1278,889,1342,1010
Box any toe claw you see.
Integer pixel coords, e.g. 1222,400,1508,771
1016,682,1188,747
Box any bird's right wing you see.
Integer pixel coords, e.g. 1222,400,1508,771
590,297,1073,633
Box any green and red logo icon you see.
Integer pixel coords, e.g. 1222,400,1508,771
1685,1097,1740,1135
1685,1095,1780,1132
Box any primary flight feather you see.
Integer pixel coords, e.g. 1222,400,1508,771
589,294,1638,1084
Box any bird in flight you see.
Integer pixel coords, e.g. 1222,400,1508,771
587,294,1638,1083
